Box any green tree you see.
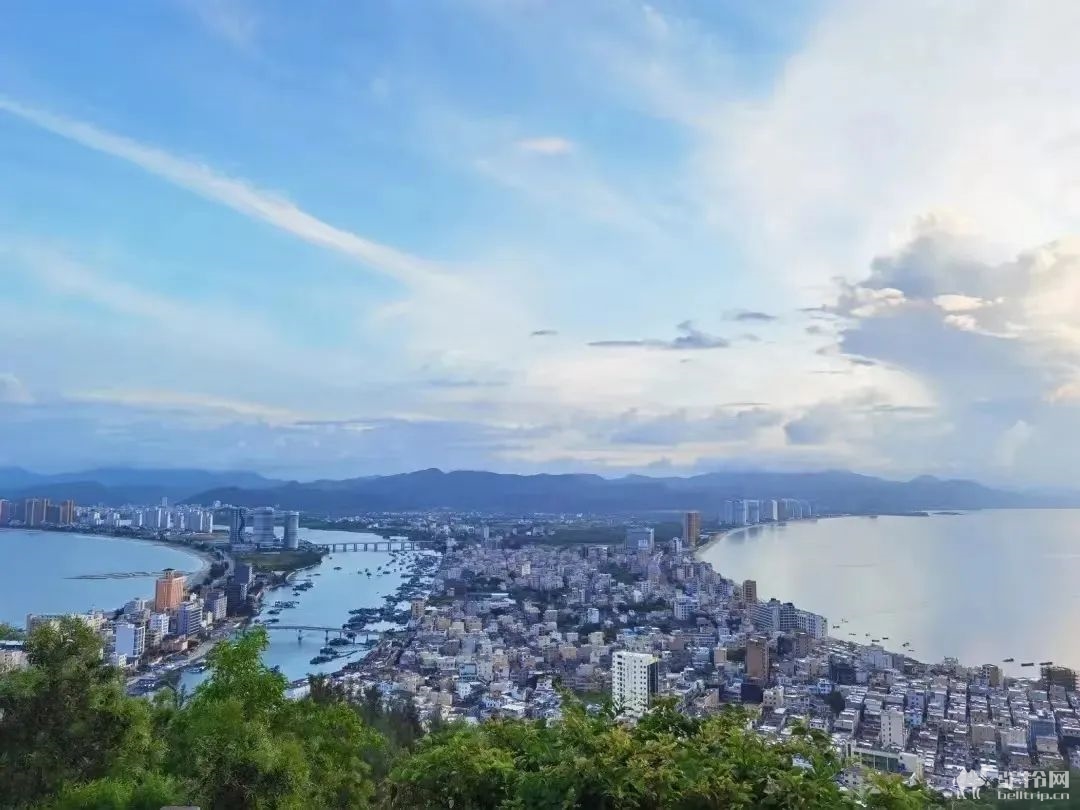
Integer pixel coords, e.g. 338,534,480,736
386,698,935,809
0,618,158,808
0,621,25,640
165,627,381,809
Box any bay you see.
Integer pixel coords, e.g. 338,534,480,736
697,508,1080,676
0,527,415,685
0,528,206,623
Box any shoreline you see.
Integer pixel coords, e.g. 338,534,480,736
0,525,214,582
692,512,1071,678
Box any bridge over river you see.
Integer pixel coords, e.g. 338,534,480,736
312,538,434,553
258,624,382,641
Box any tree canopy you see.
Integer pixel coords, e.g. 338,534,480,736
0,621,946,809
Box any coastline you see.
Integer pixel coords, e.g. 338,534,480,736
693,510,1078,677
1,526,214,583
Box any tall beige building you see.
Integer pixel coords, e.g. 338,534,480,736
154,569,186,612
682,511,701,548
742,579,758,602
746,636,770,682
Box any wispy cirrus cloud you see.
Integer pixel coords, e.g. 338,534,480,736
180,0,260,51
729,310,776,322
515,136,575,156
588,320,729,351
0,96,440,287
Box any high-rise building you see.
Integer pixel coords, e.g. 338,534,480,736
45,502,61,524
154,569,186,612
227,506,246,545
147,612,171,641
720,500,735,525
59,499,76,525
730,499,748,526
761,499,778,522
796,610,828,639
625,527,654,552
880,707,906,749
0,499,11,525
233,561,255,586
176,599,204,637
682,511,701,548
746,636,770,682
251,506,275,546
283,511,300,549
747,499,761,524
204,589,228,621
1042,665,1078,691
114,621,146,660
225,581,249,614
23,498,45,527
612,650,660,717
742,579,758,602
410,598,426,620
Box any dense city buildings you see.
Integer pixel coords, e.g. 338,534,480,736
6,499,1079,800
721,497,813,527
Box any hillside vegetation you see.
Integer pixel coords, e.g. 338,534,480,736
0,620,949,808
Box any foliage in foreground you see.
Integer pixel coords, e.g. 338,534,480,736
0,619,943,809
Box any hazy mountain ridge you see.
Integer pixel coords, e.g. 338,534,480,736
0,467,284,506
1,465,1071,514
185,468,1070,516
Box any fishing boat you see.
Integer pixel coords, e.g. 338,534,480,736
1003,657,1014,663
1039,661,1053,666
1021,662,1034,667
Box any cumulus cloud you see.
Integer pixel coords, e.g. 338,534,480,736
588,320,729,350
530,329,558,337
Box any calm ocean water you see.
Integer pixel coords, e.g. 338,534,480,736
698,509,1080,676
0,528,206,623
0,527,411,682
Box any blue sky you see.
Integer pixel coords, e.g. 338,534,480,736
5,1,1080,485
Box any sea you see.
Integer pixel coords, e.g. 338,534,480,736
0,526,415,683
697,509,1080,677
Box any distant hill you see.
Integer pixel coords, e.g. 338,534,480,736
182,467,1071,516
0,467,284,506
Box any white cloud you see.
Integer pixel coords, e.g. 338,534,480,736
71,388,307,425
180,0,260,51
515,136,575,156
0,96,441,287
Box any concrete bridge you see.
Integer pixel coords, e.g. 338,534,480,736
260,624,382,641
313,538,432,553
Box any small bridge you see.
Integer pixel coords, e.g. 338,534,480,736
260,624,382,641
313,538,433,553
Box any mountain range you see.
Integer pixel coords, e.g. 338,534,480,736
2,465,1072,516
0,467,281,506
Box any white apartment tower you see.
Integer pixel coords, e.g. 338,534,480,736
880,707,906,749
612,650,660,718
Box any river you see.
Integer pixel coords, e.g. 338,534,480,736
0,526,417,684
696,509,1080,676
